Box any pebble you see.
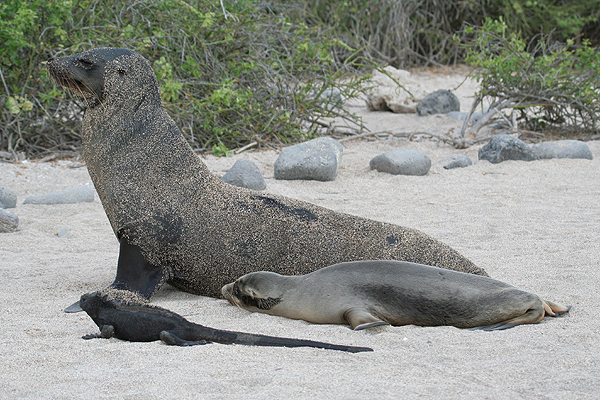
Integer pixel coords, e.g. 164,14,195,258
221,159,267,190
274,137,343,181
478,134,537,164
57,227,70,238
370,149,431,176
23,186,95,205
0,208,18,232
439,155,473,169
0,186,17,209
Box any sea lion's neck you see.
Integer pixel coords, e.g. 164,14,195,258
81,93,218,226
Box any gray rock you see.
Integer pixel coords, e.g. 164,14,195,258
478,134,537,164
370,149,431,176
439,155,473,169
319,88,342,110
0,208,18,232
221,159,267,190
417,89,460,116
274,137,343,181
0,186,17,208
23,186,95,205
532,140,593,160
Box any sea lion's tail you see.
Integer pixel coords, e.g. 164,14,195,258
542,300,571,316
161,326,373,353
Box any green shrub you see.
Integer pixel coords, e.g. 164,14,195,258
287,0,599,69
0,0,367,157
462,18,600,137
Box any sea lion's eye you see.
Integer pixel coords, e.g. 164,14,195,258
77,58,93,68
233,283,241,296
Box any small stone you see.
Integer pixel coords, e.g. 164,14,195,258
478,134,537,164
57,227,70,238
23,186,95,205
274,137,343,181
0,186,17,208
0,208,18,232
417,90,460,116
370,149,431,176
319,88,342,110
532,140,593,160
221,159,267,190
439,155,472,169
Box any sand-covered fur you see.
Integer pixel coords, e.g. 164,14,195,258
48,48,486,301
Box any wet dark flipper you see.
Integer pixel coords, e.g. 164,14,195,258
111,237,163,299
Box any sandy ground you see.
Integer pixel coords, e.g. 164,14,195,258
1,69,599,399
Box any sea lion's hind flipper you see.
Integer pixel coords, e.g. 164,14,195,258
111,237,164,299
542,300,571,317
160,330,211,346
344,308,390,330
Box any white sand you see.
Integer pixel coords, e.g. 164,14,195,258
1,69,598,399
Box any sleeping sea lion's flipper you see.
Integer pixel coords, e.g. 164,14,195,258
345,308,390,330
542,300,571,317
470,300,571,331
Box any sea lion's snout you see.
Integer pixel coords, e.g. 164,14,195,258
48,56,95,97
221,283,239,306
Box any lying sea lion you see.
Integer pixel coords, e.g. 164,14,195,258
47,48,486,309
80,289,372,352
222,260,570,330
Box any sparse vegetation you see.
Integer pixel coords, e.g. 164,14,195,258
0,0,368,158
1,0,598,158
461,18,600,138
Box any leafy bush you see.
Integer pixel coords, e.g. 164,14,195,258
461,18,600,137
0,0,367,158
484,0,599,44
287,0,599,69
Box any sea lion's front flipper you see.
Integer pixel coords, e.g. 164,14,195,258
111,237,164,299
469,322,519,331
344,308,390,330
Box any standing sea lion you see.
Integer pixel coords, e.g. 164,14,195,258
222,260,570,330
80,289,372,353
47,48,487,308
